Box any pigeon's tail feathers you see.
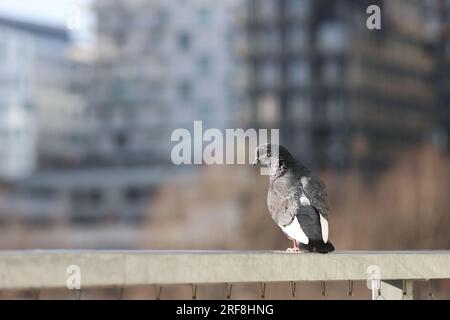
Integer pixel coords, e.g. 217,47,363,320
299,240,335,253
319,241,335,253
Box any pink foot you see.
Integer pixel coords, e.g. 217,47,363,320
285,240,301,253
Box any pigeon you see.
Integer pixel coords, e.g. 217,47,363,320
252,144,335,253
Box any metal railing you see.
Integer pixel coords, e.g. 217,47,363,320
0,250,449,299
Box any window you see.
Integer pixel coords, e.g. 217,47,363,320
258,29,280,53
179,80,193,101
288,60,310,85
255,0,278,19
287,27,308,51
198,101,212,117
90,190,103,205
317,21,348,53
0,36,8,62
321,61,340,85
177,31,191,51
326,96,345,121
258,61,281,87
124,187,147,203
286,0,310,18
71,189,103,207
288,95,311,121
198,7,211,25
198,55,212,75
445,42,450,55
257,93,280,125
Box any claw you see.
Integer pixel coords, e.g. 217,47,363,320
285,240,300,253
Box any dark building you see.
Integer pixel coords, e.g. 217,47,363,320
242,0,436,171
426,0,450,148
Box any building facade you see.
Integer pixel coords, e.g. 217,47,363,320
0,16,92,178
90,0,241,165
242,0,436,170
0,17,69,179
425,0,450,148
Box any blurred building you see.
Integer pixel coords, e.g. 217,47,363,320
425,0,450,148
0,16,92,179
36,56,95,169
0,16,67,180
90,0,242,165
12,166,186,223
242,0,437,170
4,0,245,223
0,103,35,180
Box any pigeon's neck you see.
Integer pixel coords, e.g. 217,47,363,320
269,164,293,181
294,161,311,176
269,161,310,182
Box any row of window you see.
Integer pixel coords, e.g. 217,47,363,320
0,149,34,174
0,31,36,63
256,93,346,122
254,61,309,86
249,27,309,52
252,0,310,19
249,22,347,54
176,5,214,51
71,187,151,206
254,60,342,87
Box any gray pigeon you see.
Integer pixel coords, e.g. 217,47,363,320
252,144,335,253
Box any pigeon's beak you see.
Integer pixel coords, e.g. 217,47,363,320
252,158,259,167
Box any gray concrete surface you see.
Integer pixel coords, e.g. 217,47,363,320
0,250,449,290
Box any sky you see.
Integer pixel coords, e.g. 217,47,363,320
0,0,94,45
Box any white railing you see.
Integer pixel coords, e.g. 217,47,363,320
0,250,449,299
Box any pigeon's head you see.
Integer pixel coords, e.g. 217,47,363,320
252,144,293,170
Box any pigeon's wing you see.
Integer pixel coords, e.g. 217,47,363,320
296,205,323,241
303,176,330,243
278,191,323,244
267,190,296,227
278,192,309,244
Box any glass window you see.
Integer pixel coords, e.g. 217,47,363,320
317,21,347,53
288,60,310,85
198,100,211,117
124,187,147,203
287,27,308,51
288,95,311,121
255,0,278,19
179,80,193,101
258,61,281,87
322,60,340,85
177,31,191,51
257,93,280,125
286,0,310,18
198,7,211,25
0,35,8,62
326,96,345,121
258,29,280,53
198,55,212,75
445,42,450,55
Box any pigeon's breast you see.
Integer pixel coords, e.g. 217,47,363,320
267,182,295,226
266,188,280,221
